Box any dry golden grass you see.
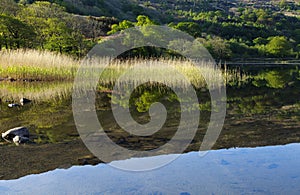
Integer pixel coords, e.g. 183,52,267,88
0,49,79,81
79,58,227,89
0,49,243,89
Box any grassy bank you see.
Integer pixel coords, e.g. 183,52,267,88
0,50,79,81
94,58,240,89
0,50,244,88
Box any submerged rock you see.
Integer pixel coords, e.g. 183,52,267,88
7,98,31,107
13,136,30,145
1,127,30,145
20,98,31,105
8,103,20,108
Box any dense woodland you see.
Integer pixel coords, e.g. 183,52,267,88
0,0,299,60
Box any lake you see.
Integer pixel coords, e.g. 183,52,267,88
0,64,299,193
1,143,300,194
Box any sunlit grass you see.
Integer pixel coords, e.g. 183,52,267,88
0,49,245,89
0,49,79,81
78,58,239,89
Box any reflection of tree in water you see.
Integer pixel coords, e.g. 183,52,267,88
223,66,300,116
252,68,299,89
109,66,300,116
110,84,180,113
228,95,270,115
132,87,180,113
0,96,74,144
110,82,216,116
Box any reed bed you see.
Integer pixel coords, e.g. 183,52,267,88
0,50,79,81
77,58,228,90
0,49,245,89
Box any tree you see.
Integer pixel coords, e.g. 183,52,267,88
253,37,268,45
203,37,232,60
18,2,68,49
19,1,67,19
106,15,161,58
43,18,72,53
0,14,36,49
170,22,202,38
0,0,19,16
107,15,157,36
18,1,87,56
279,0,288,9
168,38,211,59
107,20,134,35
255,9,272,25
266,36,292,57
136,15,156,26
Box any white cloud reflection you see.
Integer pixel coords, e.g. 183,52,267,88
1,144,300,194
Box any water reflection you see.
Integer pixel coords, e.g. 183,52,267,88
0,81,73,101
1,144,300,194
0,65,299,179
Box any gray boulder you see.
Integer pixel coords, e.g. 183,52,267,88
2,127,30,144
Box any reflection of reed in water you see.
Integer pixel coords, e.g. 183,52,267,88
0,82,73,102
0,55,247,102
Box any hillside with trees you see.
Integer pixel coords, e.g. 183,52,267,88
0,0,299,60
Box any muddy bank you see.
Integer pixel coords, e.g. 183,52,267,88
0,112,299,180
0,139,101,180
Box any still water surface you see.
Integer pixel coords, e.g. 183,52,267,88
0,64,299,193
1,144,300,194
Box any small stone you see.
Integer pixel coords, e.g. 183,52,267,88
8,103,20,108
8,77,16,82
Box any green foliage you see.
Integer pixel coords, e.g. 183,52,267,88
252,69,293,89
108,15,156,35
265,36,293,57
108,20,134,35
134,91,163,112
253,37,268,45
0,0,19,15
9,1,90,56
0,0,298,59
18,2,67,49
169,22,202,38
0,14,36,49
136,15,157,26
199,37,232,60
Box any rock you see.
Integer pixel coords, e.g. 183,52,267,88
13,136,29,145
2,127,29,144
8,103,20,108
78,155,101,165
281,105,295,110
20,98,31,105
7,77,16,82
